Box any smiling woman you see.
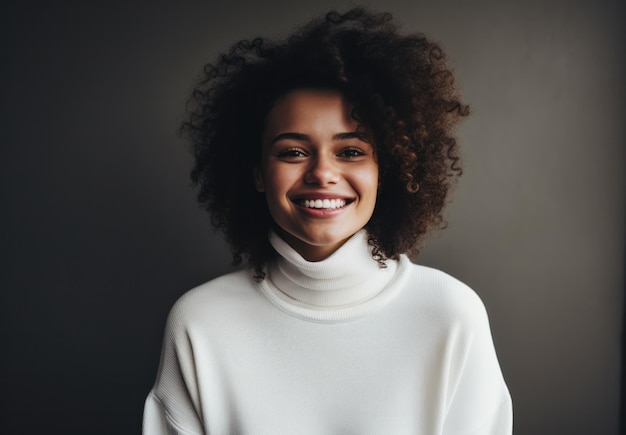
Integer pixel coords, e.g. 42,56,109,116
182,8,470,279
143,7,512,435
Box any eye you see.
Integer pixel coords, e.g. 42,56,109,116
277,148,308,158
338,147,367,158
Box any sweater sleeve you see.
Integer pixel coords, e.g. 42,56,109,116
442,292,513,435
142,302,205,435
143,391,202,435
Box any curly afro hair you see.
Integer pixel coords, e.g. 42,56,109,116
182,7,468,278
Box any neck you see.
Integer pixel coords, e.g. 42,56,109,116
272,227,351,262
266,229,396,307
257,229,410,322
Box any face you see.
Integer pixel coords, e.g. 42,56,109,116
256,89,378,261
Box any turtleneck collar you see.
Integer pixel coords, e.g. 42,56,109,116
258,230,410,323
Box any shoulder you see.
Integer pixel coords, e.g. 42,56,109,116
165,268,261,331
177,268,256,305
401,259,489,325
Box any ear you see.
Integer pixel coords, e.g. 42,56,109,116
253,167,265,192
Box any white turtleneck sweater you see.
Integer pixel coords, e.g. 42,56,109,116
143,231,512,434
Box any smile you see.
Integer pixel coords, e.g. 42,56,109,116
295,199,348,209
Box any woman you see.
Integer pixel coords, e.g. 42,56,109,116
144,8,512,434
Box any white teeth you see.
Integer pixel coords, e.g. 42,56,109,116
301,199,347,209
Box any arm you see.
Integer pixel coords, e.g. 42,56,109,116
143,305,205,435
442,295,513,434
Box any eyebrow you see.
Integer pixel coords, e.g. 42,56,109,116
270,131,368,145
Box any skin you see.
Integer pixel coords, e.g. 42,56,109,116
255,89,379,261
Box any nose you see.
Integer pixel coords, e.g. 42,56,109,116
304,153,340,185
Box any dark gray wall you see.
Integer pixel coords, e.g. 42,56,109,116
2,1,624,434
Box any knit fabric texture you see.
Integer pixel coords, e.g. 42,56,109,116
143,230,512,434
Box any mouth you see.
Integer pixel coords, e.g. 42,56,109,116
293,198,351,210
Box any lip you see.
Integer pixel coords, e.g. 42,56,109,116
290,194,354,207
290,194,353,218
294,201,351,218
290,192,353,201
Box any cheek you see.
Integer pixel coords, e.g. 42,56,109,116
262,166,298,199
354,165,379,199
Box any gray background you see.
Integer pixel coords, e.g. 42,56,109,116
2,0,624,434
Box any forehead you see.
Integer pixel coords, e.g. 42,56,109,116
263,89,357,138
